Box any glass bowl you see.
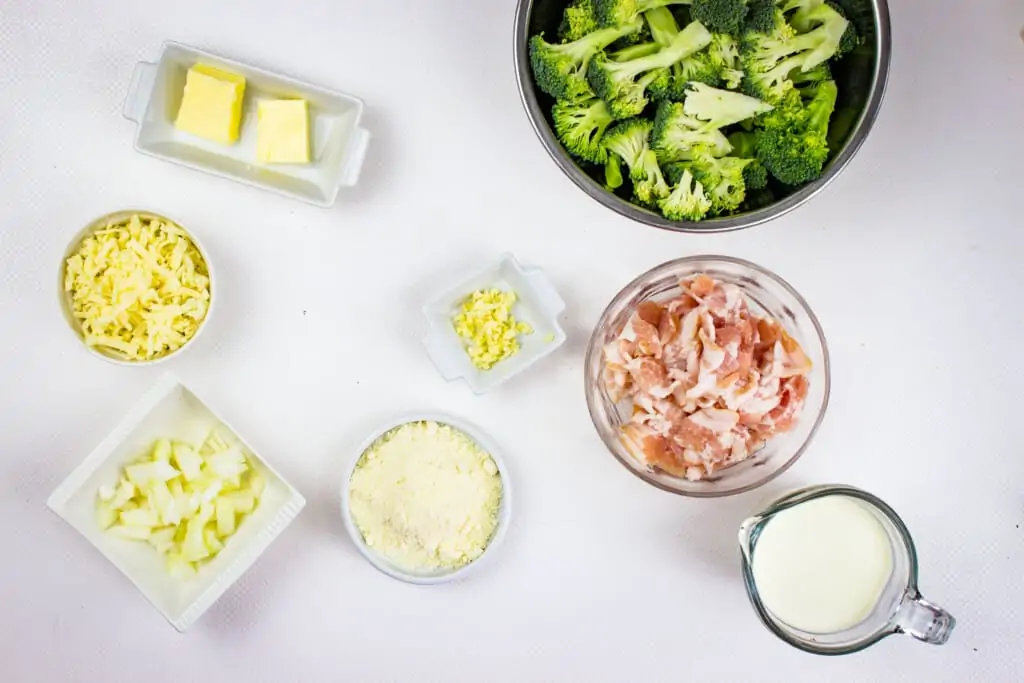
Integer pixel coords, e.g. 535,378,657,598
584,256,830,497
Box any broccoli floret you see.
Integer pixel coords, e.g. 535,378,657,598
659,167,712,220
642,10,720,99
690,0,749,35
529,19,644,100
603,117,654,171
825,1,860,58
651,100,731,162
683,81,773,127
688,144,754,214
778,0,823,32
727,131,768,188
601,119,671,206
742,0,775,33
742,187,776,211
742,3,851,91
559,0,598,42
754,79,838,185
633,149,672,205
587,20,713,118
552,97,615,163
708,33,743,89
595,0,691,29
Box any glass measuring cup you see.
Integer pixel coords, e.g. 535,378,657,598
738,484,955,655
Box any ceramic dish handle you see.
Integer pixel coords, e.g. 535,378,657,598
338,127,371,187
123,61,158,123
523,267,565,316
422,332,463,382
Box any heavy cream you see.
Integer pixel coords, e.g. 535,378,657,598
751,494,893,634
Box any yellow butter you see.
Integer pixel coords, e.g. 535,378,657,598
256,99,310,163
348,421,503,573
175,64,246,145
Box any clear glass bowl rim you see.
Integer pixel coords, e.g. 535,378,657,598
583,254,832,498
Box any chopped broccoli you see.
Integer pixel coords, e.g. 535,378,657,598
633,149,672,205
708,33,743,89
727,131,768,188
644,6,680,46
587,20,713,118
651,100,732,162
643,9,720,100
742,187,776,211
659,167,713,220
683,81,773,127
778,0,824,32
604,155,625,188
754,79,838,184
742,3,851,88
552,97,615,163
602,117,654,172
529,19,644,100
601,119,670,206
611,42,662,60
742,0,776,33
688,144,754,214
690,0,749,35
825,1,861,58
594,0,692,29
559,0,599,42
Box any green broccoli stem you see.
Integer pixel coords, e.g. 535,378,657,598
644,7,680,47
806,79,838,132
615,21,713,81
604,156,624,188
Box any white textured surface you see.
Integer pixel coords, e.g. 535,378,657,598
1,0,1021,681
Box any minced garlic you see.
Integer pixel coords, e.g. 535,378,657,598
63,213,211,361
348,421,503,573
452,288,533,370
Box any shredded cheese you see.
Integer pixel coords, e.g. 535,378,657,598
64,213,211,361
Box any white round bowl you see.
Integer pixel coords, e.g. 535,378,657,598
340,412,513,585
58,209,215,366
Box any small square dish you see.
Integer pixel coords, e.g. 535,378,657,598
421,254,567,394
46,373,306,632
122,41,370,207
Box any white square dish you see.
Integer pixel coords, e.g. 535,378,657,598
421,254,567,394
46,373,306,632
122,41,370,207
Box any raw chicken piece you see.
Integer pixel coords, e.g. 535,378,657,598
601,273,812,481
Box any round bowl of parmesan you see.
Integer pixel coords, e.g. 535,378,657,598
58,209,214,365
341,414,512,585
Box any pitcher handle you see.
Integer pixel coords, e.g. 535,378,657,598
893,591,955,645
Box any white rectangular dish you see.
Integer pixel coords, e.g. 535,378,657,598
46,373,306,632
123,41,370,207
422,254,567,394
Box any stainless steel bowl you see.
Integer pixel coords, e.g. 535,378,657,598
513,0,892,233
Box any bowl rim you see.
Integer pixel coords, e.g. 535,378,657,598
339,412,513,585
583,254,832,497
512,0,893,234
57,208,216,366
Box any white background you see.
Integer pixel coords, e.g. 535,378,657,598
1,1,1022,681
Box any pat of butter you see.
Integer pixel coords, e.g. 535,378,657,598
256,99,310,164
175,64,246,145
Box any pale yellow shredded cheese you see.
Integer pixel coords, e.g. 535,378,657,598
64,214,211,361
